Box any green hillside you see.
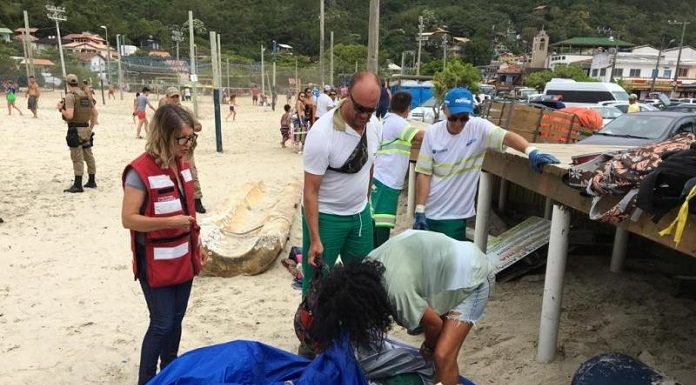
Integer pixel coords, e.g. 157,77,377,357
1,0,695,66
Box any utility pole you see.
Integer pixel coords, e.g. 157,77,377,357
295,58,299,95
330,31,334,86
400,51,405,76
217,33,222,89
668,20,690,97
609,33,619,82
23,11,35,78
416,16,424,75
116,34,123,100
100,25,111,84
367,0,379,73
650,37,674,93
442,34,448,71
46,5,67,91
226,57,230,91
320,0,325,86
171,29,183,70
20,19,30,81
188,10,198,117
260,46,265,96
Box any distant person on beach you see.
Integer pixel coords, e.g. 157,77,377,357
225,94,237,121
280,104,291,148
371,91,423,247
132,92,140,123
300,71,382,296
251,85,260,105
294,91,307,153
5,80,22,116
58,74,97,193
108,83,115,100
315,84,336,119
135,87,156,139
414,87,560,240
159,87,181,108
26,75,40,118
286,88,293,104
303,87,316,128
121,104,205,385
183,87,191,101
377,80,391,119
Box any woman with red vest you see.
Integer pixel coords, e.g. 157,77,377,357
121,104,204,385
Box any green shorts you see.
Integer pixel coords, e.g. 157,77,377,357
427,218,469,241
370,178,401,229
302,204,374,295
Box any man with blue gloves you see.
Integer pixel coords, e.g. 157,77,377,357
413,87,559,240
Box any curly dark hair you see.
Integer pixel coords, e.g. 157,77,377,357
308,260,396,350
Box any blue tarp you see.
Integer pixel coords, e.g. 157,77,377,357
147,334,370,385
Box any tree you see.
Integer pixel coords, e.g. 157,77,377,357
523,64,595,90
432,61,481,103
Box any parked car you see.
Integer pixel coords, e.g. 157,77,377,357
585,105,623,127
663,103,696,113
578,111,696,146
407,97,445,124
598,101,658,113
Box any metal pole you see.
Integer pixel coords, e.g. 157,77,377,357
474,172,494,252
100,76,106,105
261,45,265,97
104,27,111,84
21,23,30,81
537,203,571,363
320,0,325,86
650,40,665,93
116,34,123,100
295,58,299,95
673,21,689,97
367,0,380,73
226,57,230,91
330,31,334,86
46,5,67,89
188,11,198,117
400,51,405,77
210,31,223,152
442,34,448,71
217,33,222,86
609,34,618,82
416,16,423,75
55,20,67,90
23,11,34,78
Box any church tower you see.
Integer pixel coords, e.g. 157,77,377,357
530,27,549,68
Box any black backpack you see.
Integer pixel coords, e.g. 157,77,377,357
637,143,696,221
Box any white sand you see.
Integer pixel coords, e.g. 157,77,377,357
1,91,695,385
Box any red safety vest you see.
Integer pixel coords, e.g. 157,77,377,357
123,153,202,288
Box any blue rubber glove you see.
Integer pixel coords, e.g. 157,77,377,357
528,149,560,173
413,212,429,230
681,176,696,199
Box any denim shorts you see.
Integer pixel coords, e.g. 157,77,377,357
446,273,495,326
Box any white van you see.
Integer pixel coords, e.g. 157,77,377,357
543,79,629,105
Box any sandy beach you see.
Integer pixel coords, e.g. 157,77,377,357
1,90,695,385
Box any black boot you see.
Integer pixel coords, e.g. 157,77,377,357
64,176,84,193
194,198,206,214
84,174,97,188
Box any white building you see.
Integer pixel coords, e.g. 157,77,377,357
547,37,634,71
589,45,696,96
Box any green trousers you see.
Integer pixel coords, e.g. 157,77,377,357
427,218,469,241
302,205,373,295
370,178,401,248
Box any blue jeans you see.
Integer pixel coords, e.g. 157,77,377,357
137,252,193,385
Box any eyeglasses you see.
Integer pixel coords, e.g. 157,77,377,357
349,94,377,115
176,133,197,145
447,114,469,123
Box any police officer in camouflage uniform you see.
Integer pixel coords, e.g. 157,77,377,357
58,74,97,193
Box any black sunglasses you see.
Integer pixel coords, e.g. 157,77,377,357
447,114,470,123
176,133,198,145
349,94,377,115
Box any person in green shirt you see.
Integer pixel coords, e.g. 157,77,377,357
297,230,494,385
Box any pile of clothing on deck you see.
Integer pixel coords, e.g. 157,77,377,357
565,133,696,244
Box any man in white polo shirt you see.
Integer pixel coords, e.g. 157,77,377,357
315,84,336,118
414,87,559,241
302,71,382,295
371,91,423,247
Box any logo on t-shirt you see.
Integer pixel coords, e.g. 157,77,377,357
466,138,477,146
432,148,448,154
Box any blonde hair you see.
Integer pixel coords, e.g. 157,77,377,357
145,104,195,168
